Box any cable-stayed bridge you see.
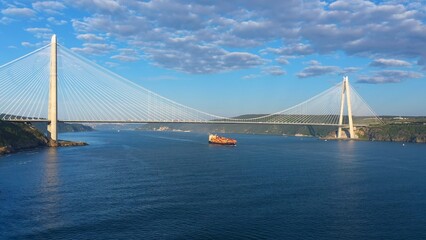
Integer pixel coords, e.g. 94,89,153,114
0,35,381,142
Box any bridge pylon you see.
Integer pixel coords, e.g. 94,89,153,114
47,34,58,145
337,76,355,139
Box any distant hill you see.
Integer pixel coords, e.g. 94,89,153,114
136,116,426,143
136,123,336,137
0,114,94,133
32,122,94,134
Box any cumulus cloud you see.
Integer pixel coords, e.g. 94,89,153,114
21,42,33,47
267,43,315,56
47,17,67,25
147,46,263,74
32,1,66,15
231,20,285,42
139,0,210,31
69,0,126,14
297,61,340,78
111,48,141,62
76,33,104,41
1,7,36,17
276,57,289,65
71,43,115,55
329,0,375,11
303,1,426,63
339,67,361,75
72,15,150,36
110,55,139,62
369,58,411,67
21,41,49,48
263,66,286,76
357,70,423,84
59,0,426,75
25,28,53,39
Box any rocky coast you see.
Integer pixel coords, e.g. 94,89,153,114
0,121,88,156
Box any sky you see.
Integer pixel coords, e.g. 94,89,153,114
1,0,426,116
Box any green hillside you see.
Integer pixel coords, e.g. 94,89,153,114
0,121,48,155
136,116,426,143
1,121,92,155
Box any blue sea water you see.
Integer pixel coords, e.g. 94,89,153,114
0,131,426,239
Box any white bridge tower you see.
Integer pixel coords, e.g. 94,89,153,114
337,76,355,139
47,34,58,145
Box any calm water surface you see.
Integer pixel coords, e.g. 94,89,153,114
1,131,426,239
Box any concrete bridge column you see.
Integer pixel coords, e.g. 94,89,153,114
47,34,58,145
337,76,355,139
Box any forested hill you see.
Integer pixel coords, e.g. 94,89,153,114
1,121,92,155
32,122,93,134
136,118,426,143
0,121,48,155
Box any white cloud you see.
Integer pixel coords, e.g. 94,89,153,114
263,66,286,76
21,42,32,47
297,61,340,78
267,43,315,56
147,46,263,74
329,0,375,11
111,48,141,62
110,55,139,62
47,17,67,25
76,33,104,41
357,70,422,84
340,67,361,75
276,57,289,65
302,1,426,64
138,0,210,30
60,0,426,75
25,27,53,39
21,41,48,48
26,27,51,32
68,0,125,14
1,7,36,17
32,1,66,15
370,58,411,67
308,60,321,66
71,43,115,55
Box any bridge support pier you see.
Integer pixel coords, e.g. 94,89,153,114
337,76,355,139
47,34,58,146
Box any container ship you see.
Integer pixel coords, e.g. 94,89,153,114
208,134,237,146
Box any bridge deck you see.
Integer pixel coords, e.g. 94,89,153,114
2,119,370,127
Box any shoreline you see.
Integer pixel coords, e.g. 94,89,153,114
139,129,425,144
0,140,88,157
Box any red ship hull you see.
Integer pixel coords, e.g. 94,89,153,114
208,134,237,145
